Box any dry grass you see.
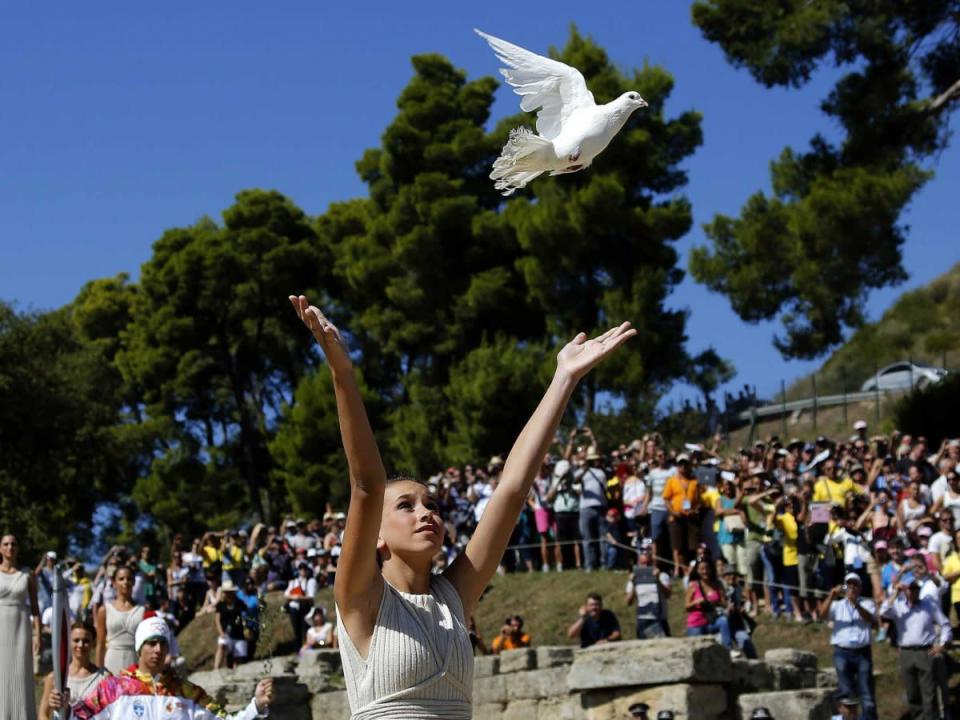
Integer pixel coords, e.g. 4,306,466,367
719,396,899,451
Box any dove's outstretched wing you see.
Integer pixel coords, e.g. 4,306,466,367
475,29,595,140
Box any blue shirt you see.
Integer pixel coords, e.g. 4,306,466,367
881,561,904,591
881,594,952,647
828,598,876,649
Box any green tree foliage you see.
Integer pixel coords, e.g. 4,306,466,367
787,261,960,398
268,365,380,515
305,53,545,477
503,28,703,410
689,0,959,358
273,31,706,482
0,302,136,554
118,190,326,524
444,338,553,465
4,33,711,549
688,348,736,406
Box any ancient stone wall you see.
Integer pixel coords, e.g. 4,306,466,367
190,637,838,719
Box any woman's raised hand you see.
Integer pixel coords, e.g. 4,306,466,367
556,322,636,382
288,295,352,374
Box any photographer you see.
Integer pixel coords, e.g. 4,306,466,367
772,492,804,622
576,444,609,572
547,457,582,571
491,615,531,654
881,580,952,720
684,559,752,657
819,574,877,720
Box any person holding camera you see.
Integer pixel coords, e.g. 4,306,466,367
819,573,877,720
685,559,752,656
491,615,530,654
576,445,609,572
771,492,804,623
547,457,582,571
283,561,316,650
881,579,951,720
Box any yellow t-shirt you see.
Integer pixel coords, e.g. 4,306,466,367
776,512,799,567
943,552,960,604
201,545,222,568
77,577,92,611
812,476,854,505
222,545,245,571
701,487,721,531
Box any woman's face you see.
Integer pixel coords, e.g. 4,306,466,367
114,567,134,597
379,481,444,560
71,628,94,662
908,482,919,499
696,560,710,579
0,535,18,563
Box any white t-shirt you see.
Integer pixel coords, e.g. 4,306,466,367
306,622,334,647
625,567,671,620
929,531,955,560
646,468,673,512
576,467,608,510
622,478,647,519
931,475,950,503
471,482,494,522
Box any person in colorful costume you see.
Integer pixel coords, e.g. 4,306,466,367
49,616,274,719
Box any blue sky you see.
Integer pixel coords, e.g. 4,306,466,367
2,2,957,406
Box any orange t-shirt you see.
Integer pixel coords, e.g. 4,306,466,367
663,475,699,516
491,633,531,654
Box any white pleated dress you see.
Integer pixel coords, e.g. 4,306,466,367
103,603,145,674
0,570,36,720
336,574,474,719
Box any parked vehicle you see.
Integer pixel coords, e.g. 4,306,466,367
860,361,948,392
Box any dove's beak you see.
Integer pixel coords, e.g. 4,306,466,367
638,98,648,108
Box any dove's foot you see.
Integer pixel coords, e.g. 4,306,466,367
568,148,581,163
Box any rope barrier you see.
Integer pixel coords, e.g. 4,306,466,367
495,534,855,597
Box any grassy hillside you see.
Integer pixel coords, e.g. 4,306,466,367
178,570,927,719
785,261,960,400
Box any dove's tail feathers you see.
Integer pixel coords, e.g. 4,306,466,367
490,127,550,196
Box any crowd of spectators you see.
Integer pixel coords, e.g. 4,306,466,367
37,513,349,672
36,420,959,716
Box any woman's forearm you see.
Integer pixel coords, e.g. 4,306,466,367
331,369,386,492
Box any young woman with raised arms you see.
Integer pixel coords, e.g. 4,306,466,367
288,295,634,719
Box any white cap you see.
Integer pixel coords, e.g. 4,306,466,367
135,616,170,653
843,572,862,584
853,420,867,430
46,551,57,560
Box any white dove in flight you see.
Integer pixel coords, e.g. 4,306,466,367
475,29,648,196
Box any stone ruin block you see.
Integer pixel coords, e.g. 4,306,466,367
567,637,733,691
